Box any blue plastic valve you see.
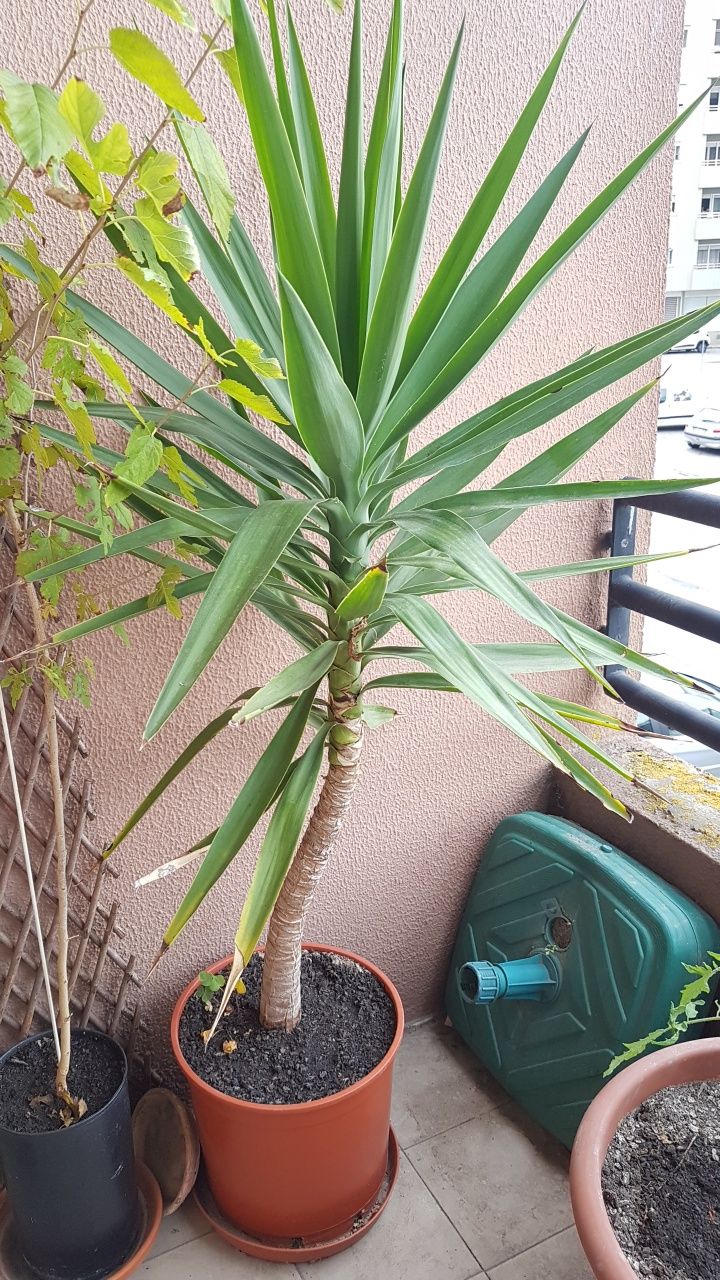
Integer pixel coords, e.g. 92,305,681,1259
459,954,559,1005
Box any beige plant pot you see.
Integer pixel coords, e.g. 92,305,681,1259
570,1038,720,1280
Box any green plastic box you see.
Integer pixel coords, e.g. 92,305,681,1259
445,812,720,1148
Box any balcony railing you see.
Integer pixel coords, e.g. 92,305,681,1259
605,490,720,752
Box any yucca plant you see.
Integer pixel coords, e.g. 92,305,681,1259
3,0,719,1035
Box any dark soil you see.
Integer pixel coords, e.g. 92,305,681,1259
0,1031,122,1135
603,1080,720,1279
179,950,396,1105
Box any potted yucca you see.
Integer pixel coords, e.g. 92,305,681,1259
2,0,717,1262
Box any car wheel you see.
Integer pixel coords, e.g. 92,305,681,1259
688,441,700,449
696,340,709,353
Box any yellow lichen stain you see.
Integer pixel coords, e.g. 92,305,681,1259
629,751,720,813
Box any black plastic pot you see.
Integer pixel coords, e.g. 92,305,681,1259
0,1029,141,1280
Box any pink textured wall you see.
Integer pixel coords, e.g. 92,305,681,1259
2,0,681,1036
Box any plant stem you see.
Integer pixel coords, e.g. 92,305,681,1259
260,648,364,1031
4,500,71,1092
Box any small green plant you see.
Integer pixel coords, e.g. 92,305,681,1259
196,969,225,1010
605,952,720,1076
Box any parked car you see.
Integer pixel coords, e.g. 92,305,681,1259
637,673,720,777
657,382,696,429
668,325,711,353
684,406,720,450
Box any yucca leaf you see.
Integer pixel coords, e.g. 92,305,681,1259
391,508,609,688
388,595,566,766
363,642,585,688
356,24,463,428
229,0,339,362
145,499,317,739
286,4,337,286
227,214,284,357
398,7,584,377
163,686,318,947
335,0,364,388
232,641,339,724
369,302,720,475
107,694,254,855
233,726,326,970
382,129,590,436
521,545,706,582
360,7,403,335
267,0,301,164
360,0,403,350
278,274,364,503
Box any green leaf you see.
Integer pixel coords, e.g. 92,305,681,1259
286,5,336,286
109,28,204,121
233,726,326,970
134,197,200,280
335,0,364,389
175,120,234,242
359,0,403,343
355,25,464,428
398,8,583,377
136,150,181,214
229,0,339,363
218,378,289,424
106,427,164,506
232,641,339,724
392,508,608,688
144,498,316,738
0,446,20,479
163,687,317,945
89,339,133,398
107,692,256,854
0,71,74,168
278,274,364,503
212,44,245,102
143,0,196,26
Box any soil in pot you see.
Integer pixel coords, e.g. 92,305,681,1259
602,1080,720,1280
179,950,396,1104
0,1031,122,1134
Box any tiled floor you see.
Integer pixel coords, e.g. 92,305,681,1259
141,1020,593,1279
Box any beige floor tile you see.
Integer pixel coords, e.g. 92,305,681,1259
487,1227,593,1280
392,1020,505,1148
296,1152,479,1280
406,1107,573,1270
140,1231,302,1277
147,1200,210,1259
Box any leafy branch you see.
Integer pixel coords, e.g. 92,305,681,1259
605,952,720,1076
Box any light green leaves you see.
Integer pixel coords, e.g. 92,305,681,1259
218,378,289,423
0,71,74,169
143,0,196,27
175,120,234,242
136,151,182,214
145,499,316,739
133,198,200,279
109,28,204,121
106,427,164,507
232,642,339,724
278,274,364,503
58,78,133,177
335,564,388,622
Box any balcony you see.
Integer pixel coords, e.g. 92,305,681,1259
691,265,720,291
697,213,720,240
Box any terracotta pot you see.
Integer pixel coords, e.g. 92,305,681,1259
170,943,404,1242
570,1038,720,1279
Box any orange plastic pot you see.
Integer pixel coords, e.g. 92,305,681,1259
170,943,404,1242
570,1038,720,1279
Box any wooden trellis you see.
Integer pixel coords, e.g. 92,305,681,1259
0,530,150,1083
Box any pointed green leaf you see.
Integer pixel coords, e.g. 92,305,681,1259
278,274,364,503
109,29,204,121
286,5,336,284
0,72,74,168
163,687,317,946
229,0,339,362
145,498,316,738
175,121,234,242
335,0,364,387
232,641,339,724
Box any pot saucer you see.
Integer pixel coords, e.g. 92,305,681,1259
0,1162,162,1280
193,1126,400,1263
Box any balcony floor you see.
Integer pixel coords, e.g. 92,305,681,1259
140,1019,593,1279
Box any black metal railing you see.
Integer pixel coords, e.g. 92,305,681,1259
605,488,720,751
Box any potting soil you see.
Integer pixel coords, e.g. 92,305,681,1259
0,1031,122,1134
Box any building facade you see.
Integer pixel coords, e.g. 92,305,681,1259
667,0,720,336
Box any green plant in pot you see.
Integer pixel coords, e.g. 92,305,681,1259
1,0,719,1260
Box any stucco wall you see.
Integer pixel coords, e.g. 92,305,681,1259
1,0,681,1036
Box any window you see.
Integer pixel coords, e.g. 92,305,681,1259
671,193,676,212
665,297,681,321
675,143,681,160
705,135,720,163
711,90,720,110
701,189,720,215
683,26,688,47
715,18,720,46
668,248,674,266
696,241,720,268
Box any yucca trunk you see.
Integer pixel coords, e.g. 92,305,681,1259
260,647,363,1031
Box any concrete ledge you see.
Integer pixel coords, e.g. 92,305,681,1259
551,734,720,923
